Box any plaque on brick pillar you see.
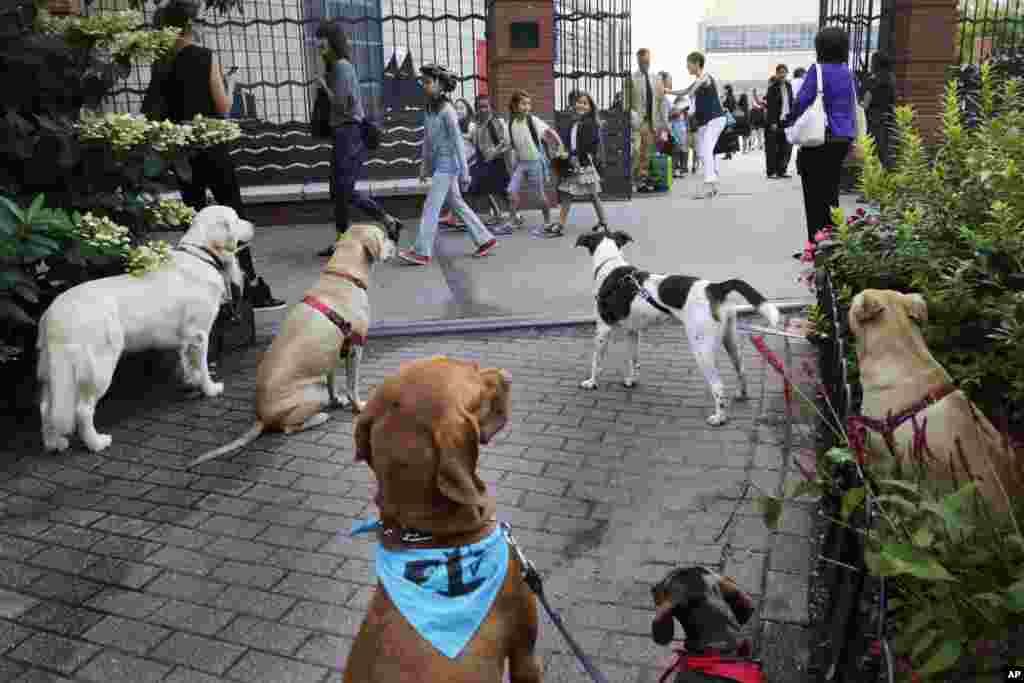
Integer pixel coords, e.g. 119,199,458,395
890,0,958,142
486,0,555,119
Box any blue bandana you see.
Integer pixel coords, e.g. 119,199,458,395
350,519,510,659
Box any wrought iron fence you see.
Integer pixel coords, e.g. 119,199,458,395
819,0,892,76
957,0,1024,65
553,0,631,198
89,0,489,185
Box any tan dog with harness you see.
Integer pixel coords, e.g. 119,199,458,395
849,289,1022,514
188,223,399,467
343,356,543,683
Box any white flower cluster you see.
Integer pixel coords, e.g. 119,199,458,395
77,112,151,151
37,11,179,63
146,119,193,152
109,27,180,63
187,115,242,147
126,240,173,277
146,199,196,228
75,113,242,153
77,212,132,254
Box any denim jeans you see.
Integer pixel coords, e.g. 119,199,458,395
414,172,494,258
332,124,389,234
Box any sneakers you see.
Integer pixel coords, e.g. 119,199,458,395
473,238,498,257
245,277,286,311
491,223,516,236
398,249,431,266
542,223,565,238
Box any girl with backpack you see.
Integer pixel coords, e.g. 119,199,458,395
505,89,567,238
552,91,608,235
398,64,497,266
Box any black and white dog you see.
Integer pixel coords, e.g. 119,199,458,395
575,230,781,426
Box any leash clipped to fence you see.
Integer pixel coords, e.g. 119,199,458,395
501,523,612,683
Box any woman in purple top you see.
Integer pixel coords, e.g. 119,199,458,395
786,27,857,245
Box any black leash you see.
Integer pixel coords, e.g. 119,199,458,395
501,523,611,683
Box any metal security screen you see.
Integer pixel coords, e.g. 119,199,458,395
819,0,892,75
957,0,1024,64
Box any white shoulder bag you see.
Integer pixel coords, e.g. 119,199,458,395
786,65,826,148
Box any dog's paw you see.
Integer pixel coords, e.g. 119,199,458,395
623,377,637,388
706,413,729,427
85,433,112,452
202,382,224,398
580,379,598,390
43,435,70,452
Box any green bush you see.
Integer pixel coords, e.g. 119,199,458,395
821,63,1024,433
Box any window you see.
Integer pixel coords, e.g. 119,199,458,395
705,24,817,52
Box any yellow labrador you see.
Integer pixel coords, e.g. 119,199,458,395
849,289,1021,513
187,223,399,467
38,205,253,453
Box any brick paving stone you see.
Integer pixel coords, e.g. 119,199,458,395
150,632,247,675
6,631,102,674
226,650,329,683
218,615,312,655
12,668,76,683
75,649,172,683
0,321,818,681
17,602,105,638
150,600,237,636
211,586,296,621
81,615,172,654
0,619,34,653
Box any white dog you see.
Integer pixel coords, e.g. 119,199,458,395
574,230,780,426
38,205,254,453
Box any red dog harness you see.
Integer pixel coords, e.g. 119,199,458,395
659,648,766,683
302,269,368,351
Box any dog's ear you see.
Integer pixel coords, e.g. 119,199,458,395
476,367,511,445
902,292,928,324
353,409,373,464
611,231,633,248
717,574,755,626
849,289,886,332
432,413,488,507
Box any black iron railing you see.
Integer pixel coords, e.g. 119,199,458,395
957,0,1024,65
819,0,893,76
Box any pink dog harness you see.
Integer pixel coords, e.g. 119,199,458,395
302,296,366,350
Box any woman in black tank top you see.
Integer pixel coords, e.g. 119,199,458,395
148,0,283,310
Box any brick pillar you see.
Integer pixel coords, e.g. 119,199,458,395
890,0,958,142
486,0,556,120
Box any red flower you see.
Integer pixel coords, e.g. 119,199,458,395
895,657,912,674
814,229,832,243
856,207,866,216
868,640,882,657
796,449,818,481
973,639,996,657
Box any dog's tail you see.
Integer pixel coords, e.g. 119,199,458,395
187,421,264,469
706,279,781,328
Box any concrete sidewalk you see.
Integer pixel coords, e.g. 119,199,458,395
0,318,816,683
223,151,821,335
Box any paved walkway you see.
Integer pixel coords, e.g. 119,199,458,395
212,151,825,334
0,318,817,682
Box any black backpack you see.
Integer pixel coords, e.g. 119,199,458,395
311,80,332,139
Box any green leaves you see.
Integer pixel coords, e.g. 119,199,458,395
872,542,957,581
756,495,783,530
920,639,962,675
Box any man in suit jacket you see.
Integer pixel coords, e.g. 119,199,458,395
765,63,794,178
625,48,668,193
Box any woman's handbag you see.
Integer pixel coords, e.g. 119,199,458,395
311,77,332,139
785,65,826,148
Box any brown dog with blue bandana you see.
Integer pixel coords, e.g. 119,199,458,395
344,356,543,683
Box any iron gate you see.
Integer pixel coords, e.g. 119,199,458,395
956,0,1024,64
553,0,631,198
93,0,490,185
819,0,894,76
